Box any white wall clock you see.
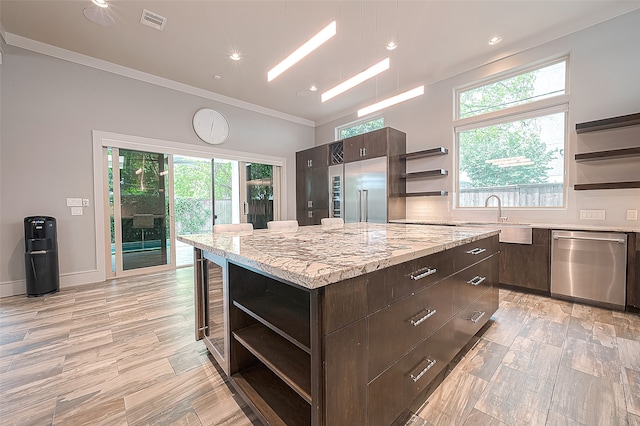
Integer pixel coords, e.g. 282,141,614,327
192,108,230,145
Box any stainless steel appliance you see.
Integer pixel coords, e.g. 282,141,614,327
344,157,387,223
194,249,229,374
551,230,627,309
328,164,343,218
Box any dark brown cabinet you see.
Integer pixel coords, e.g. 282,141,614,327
343,127,395,163
498,228,550,293
629,233,639,310
201,234,499,426
296,145,329,225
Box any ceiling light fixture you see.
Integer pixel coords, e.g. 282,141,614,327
91,0,108,8
321,57,390,102
230,53,241,61
488,36,503,46
267,20,337,82
309,85,318,92
386,42,397,51
357,85,425,118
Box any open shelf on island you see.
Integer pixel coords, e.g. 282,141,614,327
575,112,640,133
574,181,640,191
399,147,448,160
233,323,311,403
233,292,311,353
232,363,311,426
401,169,448,179
575,147,640,162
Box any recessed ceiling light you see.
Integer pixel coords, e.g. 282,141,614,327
309,85,318,92
488,36,503,46
230,53,241,61
214,75,222,80
386,41,397,51
83,7,115,26
91,0,108,8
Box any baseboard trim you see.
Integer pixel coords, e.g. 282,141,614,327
0,269,105,298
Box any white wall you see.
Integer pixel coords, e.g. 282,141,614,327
0,45,314,296
316,9,640,228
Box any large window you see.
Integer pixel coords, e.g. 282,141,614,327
456,59,567,208
338,116,384,139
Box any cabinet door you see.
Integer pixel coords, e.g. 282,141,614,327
343,134,364,163
310,167,329,208
296,145,328,170
361,128,388,159
499,228,550,292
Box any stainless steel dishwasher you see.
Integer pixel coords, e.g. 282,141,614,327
551,230,627,309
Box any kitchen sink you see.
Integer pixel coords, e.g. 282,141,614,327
463,222,533,244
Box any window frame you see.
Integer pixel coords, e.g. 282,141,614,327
453,57,570,210
335,115,384,140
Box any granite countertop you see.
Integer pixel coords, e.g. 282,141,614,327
177,223,499,289
391,219,639,233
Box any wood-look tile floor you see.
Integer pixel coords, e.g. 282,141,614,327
1,268,639,426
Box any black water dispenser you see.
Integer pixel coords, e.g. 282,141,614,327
24,216,59,296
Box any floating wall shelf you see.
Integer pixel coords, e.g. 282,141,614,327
575,112,640,133
574,112,640,191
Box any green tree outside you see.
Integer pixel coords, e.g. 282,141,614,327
458,73,557,187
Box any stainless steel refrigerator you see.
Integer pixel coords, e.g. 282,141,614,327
344,157,387,223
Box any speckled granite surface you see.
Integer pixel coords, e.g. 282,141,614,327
178,223,499,289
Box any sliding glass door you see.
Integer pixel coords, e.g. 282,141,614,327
104,143,282,276
108,148,174,275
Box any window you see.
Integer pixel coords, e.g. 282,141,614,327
338,116,384,139
455,59,567,208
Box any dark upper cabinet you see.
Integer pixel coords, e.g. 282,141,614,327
296,144,329,170
343,128,392,163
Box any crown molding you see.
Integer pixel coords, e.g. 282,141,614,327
4,32,315,128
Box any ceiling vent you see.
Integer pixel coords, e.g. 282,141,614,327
140,9,167,31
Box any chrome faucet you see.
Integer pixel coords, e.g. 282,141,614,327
485,195,508,223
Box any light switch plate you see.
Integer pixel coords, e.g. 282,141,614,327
627,210,638,221
67,197,82,207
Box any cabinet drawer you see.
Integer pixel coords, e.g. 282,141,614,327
368,321,453,426
453,235,499,272
368,250,453,313
368,276,454,380
453,255,498,312
451,285,499,356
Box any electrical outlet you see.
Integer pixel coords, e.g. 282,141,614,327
71,206,83,216
579,209,605,220
627,210,638,221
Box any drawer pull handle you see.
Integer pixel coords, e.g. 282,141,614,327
410,267,437,281
468,311,486,324
410,309,437,326
467,276,486,286
466,247,486,255
409,358,437,382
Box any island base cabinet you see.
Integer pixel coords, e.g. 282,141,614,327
323,319,367,425
214,235,499,426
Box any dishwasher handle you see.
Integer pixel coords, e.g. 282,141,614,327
553,235,625,244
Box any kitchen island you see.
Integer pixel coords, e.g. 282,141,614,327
178,223,500,426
